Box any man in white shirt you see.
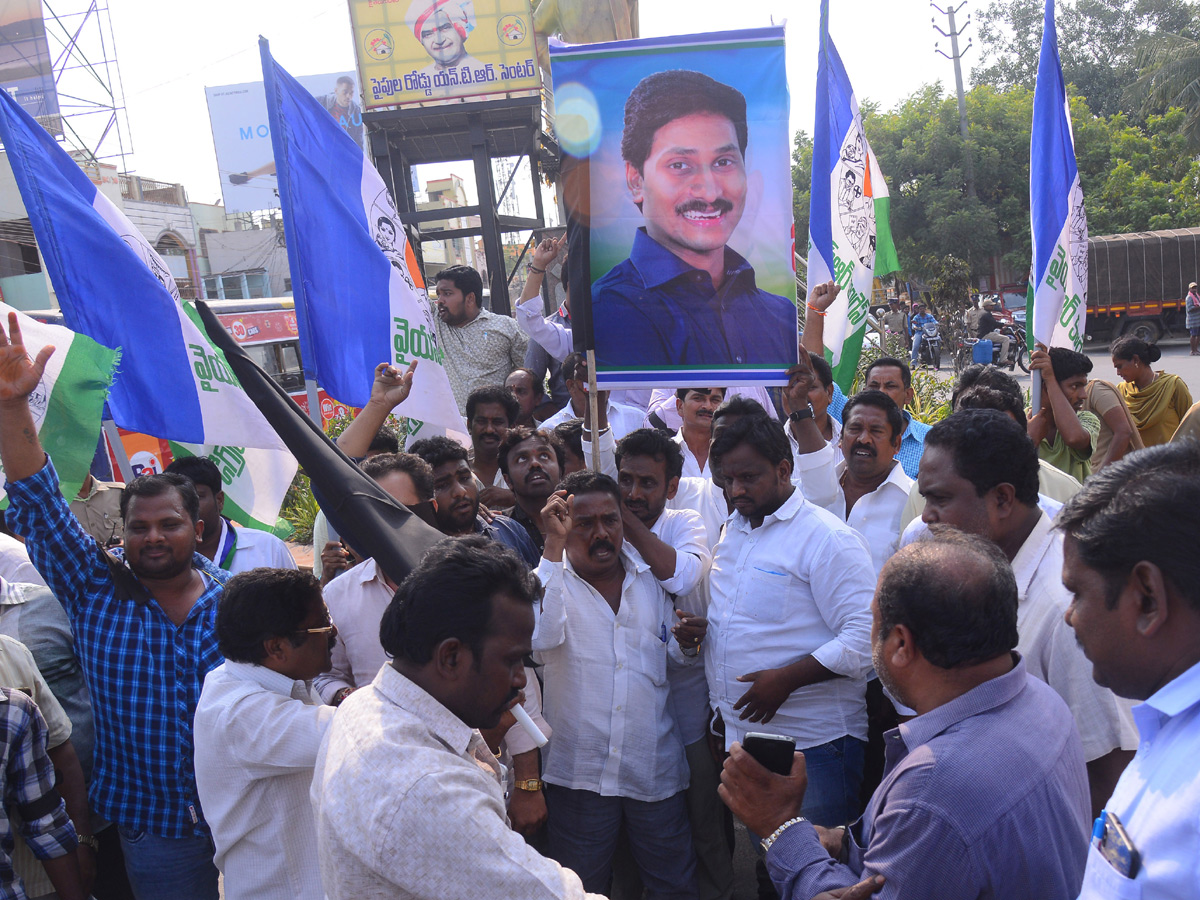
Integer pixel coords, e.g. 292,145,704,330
672,388,724,478
1060,441,1200,900
789,380,914,578
706,414,876,827
194,568,337,900
614,430,731,900
165,457,297,575
535,471,706,898
540,353,645,440
311,535,604,900
916,409,1137,819
0,532,46,588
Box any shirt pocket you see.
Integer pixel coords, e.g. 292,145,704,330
737,568,793,625
1079,842,1141,899
632,618,668,687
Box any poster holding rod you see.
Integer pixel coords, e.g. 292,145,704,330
552,28,798,390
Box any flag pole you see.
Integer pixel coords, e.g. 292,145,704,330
101,419,135,482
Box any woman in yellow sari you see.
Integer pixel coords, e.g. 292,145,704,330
1112,335,1194,446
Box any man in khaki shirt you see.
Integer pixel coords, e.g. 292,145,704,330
68,475,123,546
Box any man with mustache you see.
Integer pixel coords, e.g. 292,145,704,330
785,355,913,578
674,388,724,478
534,471,707,898
592,70,798,370
498,426,566,555
465,385,520,509
539,353,645,440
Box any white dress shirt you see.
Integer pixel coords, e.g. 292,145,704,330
667,477,729,550
533,547,693,801
793,444,915,577
707,487,876,750
541,399,645,440
787,417,843,468
516,296,573,362
194,660,335,900
217,518,298,575
1009,514,1138,762
315,558,394,703
312,664,603,900
1077,658,1200,900
0,534,45,587
673,432,711,479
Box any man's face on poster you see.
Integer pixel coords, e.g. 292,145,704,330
626,112,747,263
420,11,467,67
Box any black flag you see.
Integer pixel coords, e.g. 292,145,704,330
195,300,444,586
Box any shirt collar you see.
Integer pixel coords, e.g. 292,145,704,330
373,663,476,756
222,660,315,702
896,653,1028,753
0,578,29,607
833,458,913,497
1143,657,1200,719
628,227,753,291
730,485,804,533
1009,512,1055,598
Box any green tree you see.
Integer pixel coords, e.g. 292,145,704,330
973,0,1199,117
1128,27,1200,149
792,130,813,252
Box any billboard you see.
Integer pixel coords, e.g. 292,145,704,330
205,71,366,214
349,0,540,109
0,0,60,136
552,28,797,389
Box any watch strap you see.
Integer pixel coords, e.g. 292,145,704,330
514,778,544,792
788,406,815,422
760,816,807,854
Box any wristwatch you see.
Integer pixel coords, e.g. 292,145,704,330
788,405,815,423
78,833,100,852
760,816,807,853
514,778,544,792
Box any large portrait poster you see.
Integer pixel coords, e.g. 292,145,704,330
349,0,540,109
552,28,797,389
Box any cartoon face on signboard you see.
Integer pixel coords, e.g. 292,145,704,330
836,118,875,269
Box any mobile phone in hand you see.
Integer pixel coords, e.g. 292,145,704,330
743,732,796,776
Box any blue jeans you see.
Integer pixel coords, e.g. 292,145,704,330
117,826,218,900
910,332,923,363
798,735,866,828
545,785,698,900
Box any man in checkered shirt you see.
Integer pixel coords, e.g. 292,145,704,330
0,314,228,900
0,686,82,899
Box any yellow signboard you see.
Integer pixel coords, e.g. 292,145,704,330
349,0,540,109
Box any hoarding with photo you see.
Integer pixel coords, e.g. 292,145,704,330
349,0,540,109
0,0,60,136
205,71,366,214
551,28,797,389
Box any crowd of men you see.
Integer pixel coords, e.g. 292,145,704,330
0,250,1195,900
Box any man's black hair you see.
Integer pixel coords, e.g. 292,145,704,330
558,469,622,506
359,452,435,502
337,75,355,88
620,70,749,173
842,390,905,441
466,385,520,427
407,436,469,469
562,352,586,384
379,536,541,665
951,364,1027,427
217,568,324,664
615,428,685,482
709,414,793,470
164,456,222,495
954,385,1028,430
1048,347,1093,383
1057,440,1200,612
674,387,726,401
925,409,1040,506
864,356,912,389
120,473,200,523
376,216,395,233
877,527,1019,669
498,426,566,480
434,265,483,307
809,351,834,389
507,366,539,384
552,418,583,461
711,395,769,425
368,425,400,455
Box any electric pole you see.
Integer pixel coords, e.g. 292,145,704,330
932,2,976,200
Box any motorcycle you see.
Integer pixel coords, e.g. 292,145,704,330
953,323,1029,375
913,321,942,369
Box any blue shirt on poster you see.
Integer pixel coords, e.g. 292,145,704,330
592,228,798,369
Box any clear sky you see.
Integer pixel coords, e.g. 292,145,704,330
110,0,967,206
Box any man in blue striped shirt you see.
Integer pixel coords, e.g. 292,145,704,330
0,314,226,900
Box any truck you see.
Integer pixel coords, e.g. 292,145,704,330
1083,227,1200,344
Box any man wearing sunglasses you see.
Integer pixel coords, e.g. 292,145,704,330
194,568,338,900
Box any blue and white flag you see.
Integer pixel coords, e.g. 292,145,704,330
1030,0,1087,353
0,90,286,450
259,40,463,436
808,0,901,392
